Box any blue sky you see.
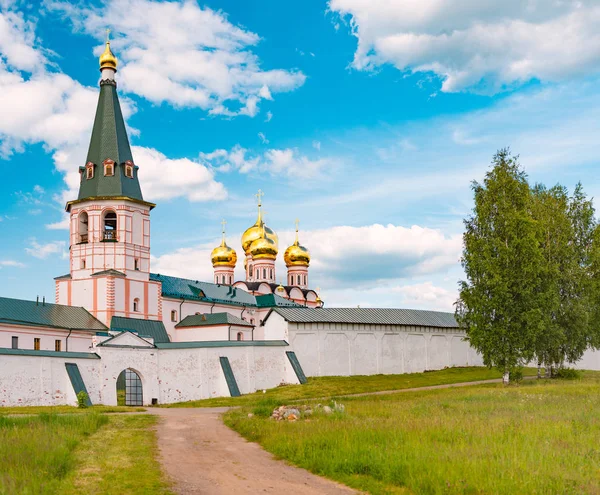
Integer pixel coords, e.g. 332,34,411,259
2,0,600,310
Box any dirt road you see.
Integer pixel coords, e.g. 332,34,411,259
150,407,357,495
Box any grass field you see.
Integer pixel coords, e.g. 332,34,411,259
0,412,170,494
166,366,537,408
225,371,600,495
0,404,145,416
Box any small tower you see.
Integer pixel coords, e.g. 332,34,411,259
284,220,310,288
211,220,237,285
241,190,278,282
55,34,161,325
248,224,278,283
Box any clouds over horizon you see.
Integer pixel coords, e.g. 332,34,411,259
151,222,462,310
330,0,600,93
48,0,306,115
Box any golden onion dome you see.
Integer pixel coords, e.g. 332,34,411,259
242,192,278,253
284,241,310,266
284,221,310,266
211,222,237,267
249,232,278,260
211,241,237,267
99,41,118,72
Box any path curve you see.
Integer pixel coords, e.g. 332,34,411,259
149,407,358,495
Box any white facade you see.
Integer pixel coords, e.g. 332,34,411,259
260,311,484,376
0,324,92,353
0,334,299,407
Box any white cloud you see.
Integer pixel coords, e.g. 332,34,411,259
0,260,25,268
265,111,273,122
49,0,305,115
329,0,600,93
258,132,269,144
200,145,330,178
131,146,227,202
0,7,229,229
312,140,321,150
25,239,67,259
152,222,461,312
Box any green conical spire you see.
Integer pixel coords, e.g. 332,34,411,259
76,80,144,202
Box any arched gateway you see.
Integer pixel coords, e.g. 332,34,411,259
116,369,143,406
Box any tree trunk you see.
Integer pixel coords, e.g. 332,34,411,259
503,370,510,385
537,363,542,379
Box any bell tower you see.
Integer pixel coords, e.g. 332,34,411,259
55,35,162,326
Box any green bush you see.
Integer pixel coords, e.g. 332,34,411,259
553,368,581,380
77,391,89,409
509,368,523,383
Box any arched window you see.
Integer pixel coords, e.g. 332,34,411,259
249,265,253,277
104,160,114,176
116,369,143,406
133,298,140,312
263,268,267,279
125,161,134,178
79,211,88,243
298,275,301,285
86,162,94,179
103,210,117,241
134,258,140,271
171,310,178,322
237,332,244,341
80,259,86,269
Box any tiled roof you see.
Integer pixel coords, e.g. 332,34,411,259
268,307,459,328
155,340,288,349
110,316,170,343
0,296,107,332
151,273,301,309
77,81,144,202
176,312,253,328
0,348,100,359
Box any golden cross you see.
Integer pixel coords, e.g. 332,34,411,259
295,218,300,232
255,189,264,207
221,218,227,235
106,28,111,43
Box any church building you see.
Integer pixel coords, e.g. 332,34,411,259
0,40,492,408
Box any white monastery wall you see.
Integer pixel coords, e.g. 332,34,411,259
261,312,484,376
0,344,299,407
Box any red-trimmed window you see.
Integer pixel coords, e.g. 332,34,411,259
86,162,94,179
104,159,115,176
125,160,134,178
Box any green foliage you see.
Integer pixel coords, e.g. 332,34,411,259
458,150,600,381
553,367,581,380
77,391,89,409
226,371,600,495
457,149,544,377
509,368,523,383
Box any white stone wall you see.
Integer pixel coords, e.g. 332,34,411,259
262,312,484,376
0,344,299,407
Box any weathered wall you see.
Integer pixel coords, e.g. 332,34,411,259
266,315,485,376
0,343,299,407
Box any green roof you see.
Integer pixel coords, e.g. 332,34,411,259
155,340,288,349
110,316,170,343
76,81,144,203
176,312,253,328
0,296,107,332
150,273,302,309
0,348,100,359
267,307,459,328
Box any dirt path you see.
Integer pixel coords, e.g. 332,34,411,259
149,407,357,495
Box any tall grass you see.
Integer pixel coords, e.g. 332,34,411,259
226,372,600,494
167,366,537,408
0,413,107,494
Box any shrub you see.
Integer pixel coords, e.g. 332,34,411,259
77,391,89,409
509,368,523,383
553,368,581,380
